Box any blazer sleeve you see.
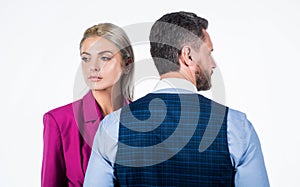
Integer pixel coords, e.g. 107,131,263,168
41,113,67,187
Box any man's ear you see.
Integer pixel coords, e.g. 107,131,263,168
179,46,193,66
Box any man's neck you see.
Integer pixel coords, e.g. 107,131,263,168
160,72,187,80
160,71,195,85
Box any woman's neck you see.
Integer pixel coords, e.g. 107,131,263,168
91,88,123,117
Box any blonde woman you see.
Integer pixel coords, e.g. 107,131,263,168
41,23,134,187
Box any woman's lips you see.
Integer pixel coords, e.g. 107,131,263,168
88,75,103,81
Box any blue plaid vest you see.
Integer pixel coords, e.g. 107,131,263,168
115,93,234,186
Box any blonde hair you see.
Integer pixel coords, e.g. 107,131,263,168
80,23,135,101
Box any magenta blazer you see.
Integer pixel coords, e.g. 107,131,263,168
41,91,103,187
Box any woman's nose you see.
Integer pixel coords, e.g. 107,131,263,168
89,61,100,72
210,56,216,69
90,66,100,72
89,59,103,72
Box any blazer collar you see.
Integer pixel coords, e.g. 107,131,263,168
82,91,102,123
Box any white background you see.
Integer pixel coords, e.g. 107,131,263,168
1,0,299,186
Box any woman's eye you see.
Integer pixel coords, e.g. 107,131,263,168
101,56,111,61
81,57,89,63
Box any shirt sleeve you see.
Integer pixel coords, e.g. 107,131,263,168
227,109,270,187
41,113,67,187
83,110,121,187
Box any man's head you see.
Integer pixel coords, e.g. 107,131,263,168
149,11,216,91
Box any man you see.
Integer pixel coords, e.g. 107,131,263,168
84,11,269,187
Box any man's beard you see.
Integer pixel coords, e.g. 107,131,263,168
195,65,212,91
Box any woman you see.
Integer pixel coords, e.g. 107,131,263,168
41,23,134,187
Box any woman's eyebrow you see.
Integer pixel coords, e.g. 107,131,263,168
97,51,114,55
80,51,115,56
80,52,91,56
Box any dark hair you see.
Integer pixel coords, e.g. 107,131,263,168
149,11,208,75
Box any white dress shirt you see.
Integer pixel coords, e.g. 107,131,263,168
84,78,270,187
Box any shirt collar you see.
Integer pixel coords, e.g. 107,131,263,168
152,78,198,94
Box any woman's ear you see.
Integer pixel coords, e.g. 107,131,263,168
123,57,133,74
126,57,133,66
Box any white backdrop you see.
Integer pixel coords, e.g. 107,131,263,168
1,0,299,186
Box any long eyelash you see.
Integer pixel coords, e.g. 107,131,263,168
102,57,111,61
81,57,89,62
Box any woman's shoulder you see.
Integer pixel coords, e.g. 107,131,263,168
43,99,83,124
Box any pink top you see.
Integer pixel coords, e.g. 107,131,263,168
41,91,103,187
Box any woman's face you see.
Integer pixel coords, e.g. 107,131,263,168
80,36,124,91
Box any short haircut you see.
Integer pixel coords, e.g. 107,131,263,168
150,11,208,75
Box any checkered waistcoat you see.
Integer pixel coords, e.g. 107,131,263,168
115,93,235,187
